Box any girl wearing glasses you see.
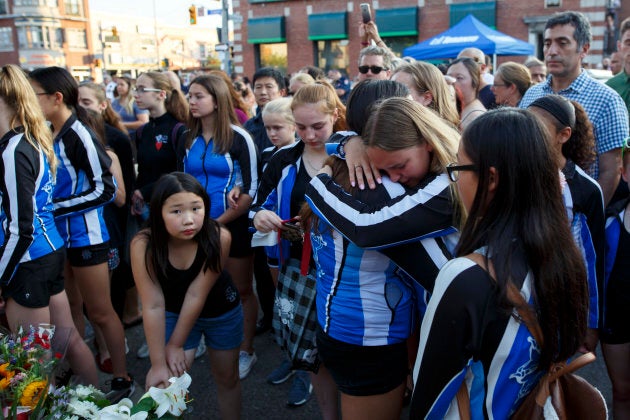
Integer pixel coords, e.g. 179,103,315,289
131,72,188,220
491,62,532,107
28,66,132,396
0,64,98,386
412,109,588,418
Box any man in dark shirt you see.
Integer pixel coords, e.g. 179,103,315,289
243,67,287,154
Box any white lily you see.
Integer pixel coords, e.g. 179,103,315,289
98,398,148,420
146,372,192,417
68,399,101,418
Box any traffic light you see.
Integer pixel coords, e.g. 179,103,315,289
189,6,197,25
112,26,118,37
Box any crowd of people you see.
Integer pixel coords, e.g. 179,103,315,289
0,9,629,419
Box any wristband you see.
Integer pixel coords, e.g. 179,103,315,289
337,136,350,158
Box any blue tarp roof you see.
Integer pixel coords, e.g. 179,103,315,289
403,14,534,60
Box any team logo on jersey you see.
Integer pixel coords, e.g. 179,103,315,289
155,134,169,151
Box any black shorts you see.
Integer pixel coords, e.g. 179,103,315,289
2,248,65,308
66,242,110,267
225,215,252,258
316,326,408,396
601,275,630,344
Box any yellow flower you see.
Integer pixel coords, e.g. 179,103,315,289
0,362,10,377
19,379,47,408
0,376,11,390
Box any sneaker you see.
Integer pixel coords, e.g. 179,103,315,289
238,351,257,379
136,342,149,359
266,359,294,385
106,375,135,404
287,371,312,407
195,340,207,359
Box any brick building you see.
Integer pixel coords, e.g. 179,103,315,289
0,0,94,80
232,0,625,80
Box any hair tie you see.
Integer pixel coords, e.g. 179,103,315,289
529,95,575,129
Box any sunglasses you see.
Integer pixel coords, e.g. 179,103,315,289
358,65,387,75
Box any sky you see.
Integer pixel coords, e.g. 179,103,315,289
88,0,223,27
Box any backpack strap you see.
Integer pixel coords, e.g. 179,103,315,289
171,122,185,151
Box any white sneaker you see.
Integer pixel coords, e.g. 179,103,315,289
238,351,257,379
136,342,149,359
195,340,207,359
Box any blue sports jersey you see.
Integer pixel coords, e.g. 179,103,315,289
412,255,543,419
0,129,64,285
183,125,258,219
52,115,114,248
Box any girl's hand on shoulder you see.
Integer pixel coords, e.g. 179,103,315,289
165,343,188,377
253,210,284,233
344,136,381,190
145,364,172,390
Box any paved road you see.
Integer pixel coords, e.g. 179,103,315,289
109,323,613,420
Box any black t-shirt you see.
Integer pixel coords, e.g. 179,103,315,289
158,245,240,318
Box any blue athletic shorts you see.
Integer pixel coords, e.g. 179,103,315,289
165,304,243,351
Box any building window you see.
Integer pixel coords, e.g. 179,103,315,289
64,0,82,16
315,40,348,73
66,28,87,49
259,43,287,74
0,0,6,14
384,36,418,58
52,27,63,48
545,0,561,7
0,27,13,51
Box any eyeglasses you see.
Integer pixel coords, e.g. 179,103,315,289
34,92,50,96
132,87,162,94
446,163,477,182
492,83,507,88
358,65,387,75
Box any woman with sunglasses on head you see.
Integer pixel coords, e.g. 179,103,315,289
411,109,588,418
528,95,603,352
0,64,98,386
28,66,132,397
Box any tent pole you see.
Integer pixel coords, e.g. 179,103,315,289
493,54,497,74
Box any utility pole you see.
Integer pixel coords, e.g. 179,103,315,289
221,0,230,75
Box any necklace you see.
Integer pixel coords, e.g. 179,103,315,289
302,155,323,173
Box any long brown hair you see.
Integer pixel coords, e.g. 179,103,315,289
210,70,251,119
186,74,238,155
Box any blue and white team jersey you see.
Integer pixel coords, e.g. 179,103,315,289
313,224,415,346
0,129,64,285
53,115,115,248
412,256,543,419
312,177,416,346
561,161,605,329
183,125,258,219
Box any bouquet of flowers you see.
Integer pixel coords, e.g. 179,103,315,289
0,324,61,419
42,372,192,419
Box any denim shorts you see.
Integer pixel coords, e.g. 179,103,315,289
165,304,243,351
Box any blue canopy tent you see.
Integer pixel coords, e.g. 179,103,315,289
403,14,534,68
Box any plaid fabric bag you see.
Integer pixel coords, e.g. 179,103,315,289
272,231,319,372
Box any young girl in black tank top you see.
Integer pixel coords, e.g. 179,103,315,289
131,172,242,420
